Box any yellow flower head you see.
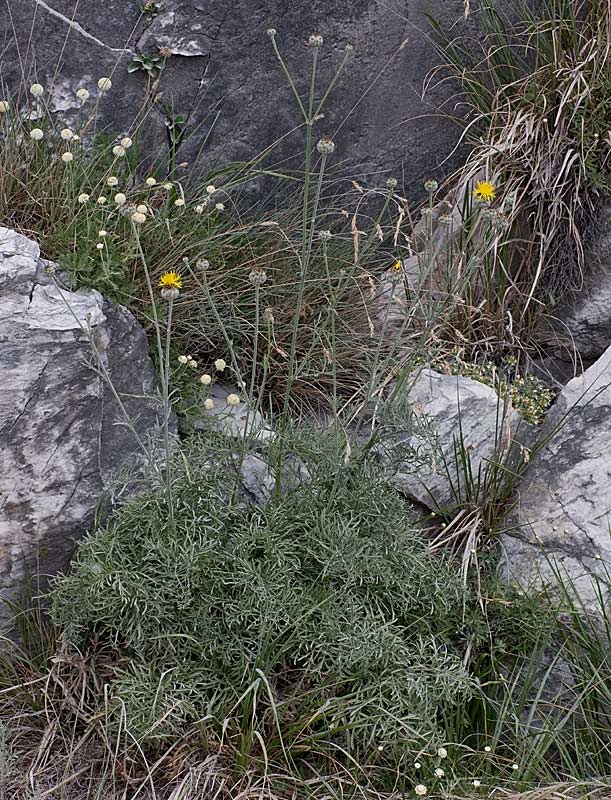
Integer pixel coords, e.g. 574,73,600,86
391,259,402,273
473,180,496,203
158,271,182,291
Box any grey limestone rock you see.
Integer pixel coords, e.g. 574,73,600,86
385,368,528,510
1,0,478,198
500,344,611,610
0,227,165,624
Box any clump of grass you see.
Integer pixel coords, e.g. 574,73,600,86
428,0,611,338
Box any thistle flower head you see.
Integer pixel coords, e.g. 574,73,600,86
473,180,496,203
316,136,335,155
30,83,44,97
249,269,267,287
97,77,112,91
159,271,182,300
159,271,182,291
29,128,44,141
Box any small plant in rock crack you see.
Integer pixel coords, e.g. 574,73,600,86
127,52,165,77
142,0,160,18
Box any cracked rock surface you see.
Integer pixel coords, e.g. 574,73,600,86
500,346,611,610
2,0,479,197
0,227,164,627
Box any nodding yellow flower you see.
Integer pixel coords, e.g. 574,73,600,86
158,271,182,290
473,180,496,203
391,260,402,272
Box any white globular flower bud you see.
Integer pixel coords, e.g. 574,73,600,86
345,42,354,54
97,77,112,91
0,100,10,113
214,358,226,372
204,398,214,410
106,176,119,186
196,259,210,270
60,128,74,141
161,287,180,301
215,202,225,211
226,393,240,406
76,87,90,102
248,269,267,287
178,355,189,364
136,204,148,214
195,204,204,214
316,136,335,156
61,152,74,163
29,128,44,141
98,230,107,237
424,179,438,193
112,145,126,157
114,192,127,205
96,242,104,250
131,211,146,223
145,177,157,186
188,359,198,369
206,184,216,194
120,136,133,149
318,229,332,240
415,786,427,797
437,747,447,759
30,83,44,97
434,768,444,778
308,34,324,48
78,193,90,203
97,196,108,205
174,198,185,207
266,28,277,38
200,373,212,385
386,177,397,190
